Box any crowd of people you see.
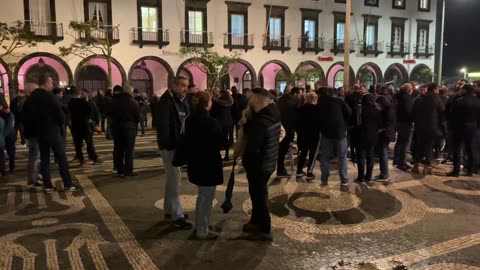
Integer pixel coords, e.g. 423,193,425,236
2,71,480,241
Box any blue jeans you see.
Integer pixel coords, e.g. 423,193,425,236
195,186,216,238
26,138,40,183
320,137,349,183
39,135,72,189
393,122,413,166
377,141,390,178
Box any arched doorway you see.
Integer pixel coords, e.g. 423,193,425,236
294,61,326,88
326,62,355,88
25,64,59,87
243,70,253,90
177,58,209,90
410,64,433,84
384,63,409,89
74,55,127,90
224,60,257,92
357,63,383,89
130,67,152,97
128,56,175,97
258,60,292,92
15,52,73,91
0,59,9,99
77,65,108,91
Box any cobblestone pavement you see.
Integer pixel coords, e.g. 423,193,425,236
0,130,479,269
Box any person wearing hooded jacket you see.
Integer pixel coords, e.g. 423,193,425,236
210,90,234,161
242,87,281,241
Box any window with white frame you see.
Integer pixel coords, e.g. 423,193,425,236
393,26,402,50
304,20,315,42
88,2,108,24
365,0,378,7
231,14,244,44
393,0,405,8
141,6,158,31
419,0,430,11
188,11,203,33
269,17,281,44
29,0,51,23
334,71,344,88
418,28,427,49
336,22,345,47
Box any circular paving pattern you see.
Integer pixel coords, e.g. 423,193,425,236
424,177,480,196
155,195,218,212
243,181,453,242
32,218,60,226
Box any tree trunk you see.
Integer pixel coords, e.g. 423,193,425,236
106,55,113,89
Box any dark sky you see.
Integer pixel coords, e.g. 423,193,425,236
443,0,480,77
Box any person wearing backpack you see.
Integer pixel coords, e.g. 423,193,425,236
345,84,365,163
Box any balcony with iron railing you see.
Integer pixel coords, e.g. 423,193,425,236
330,39,356,55
262,35,291,53
359,41,384,56
223,33,254,52
298,37,325,54
23,20,64,43
386,42,410,57
414,43,434,58
77,24,120,44
180,30,214,48
131,28,169,48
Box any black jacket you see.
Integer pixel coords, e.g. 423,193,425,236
344,91,363,127
449,94,480,131
276,93,300,129
412,92,445,138
211,95,234,128
154,90,186,150
23,88,66,141
296,104,320,147
359,104,382,147
242,103,281,175
110,93,140,132
317,96,352,139
376,94,396,142
184,110,224,186
395,91,414,124
68,97,93,135
10,95,26,124
231,93,248,123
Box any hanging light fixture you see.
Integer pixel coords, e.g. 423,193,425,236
38,58,45,67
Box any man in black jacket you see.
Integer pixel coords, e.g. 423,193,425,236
317,87,352,185
275,87,301,177
411,83,445,175
68,88,100,166
23,74,78,192
393,83,414,171
231,86,248,142
10,90,27,145
447,84,480,176
154,76,192,230
242,87,281,241
344,84,364,164
375,85,396,182
110,85,140,178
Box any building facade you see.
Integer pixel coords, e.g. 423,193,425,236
0,0,438,98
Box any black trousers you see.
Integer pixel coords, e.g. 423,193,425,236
356,145,375,181
278,128,295,171
413,134,435,165
452,127,477,174
113,128,137,175
39,135,72,189
221,127,230,159
246,169,272,234
296,140,317,174
15,122,26,144
72,130,98,162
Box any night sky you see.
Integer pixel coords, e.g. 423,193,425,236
443,0,480,77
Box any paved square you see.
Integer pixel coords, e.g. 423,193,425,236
0,132,479,269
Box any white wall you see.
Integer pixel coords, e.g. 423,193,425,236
0,0,438,90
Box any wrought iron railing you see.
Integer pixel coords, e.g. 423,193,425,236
77,24,120,42
386,42,410,53
330,39,356,52
131,28,169,43
360,40,384,53
223,33,254,47
180,30,213,45
23,20,63,39
415,44,434,55
262,35,291,48
298,37,325,51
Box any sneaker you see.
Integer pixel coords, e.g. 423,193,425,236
173,218,193,230
165,214,189,220
112,169,118,174
246,232,273,241
65,185,80,192
341,181,349,186
196,231,220,240
242,222,260,233
28,180,43,187
306,173,315,181
296,172,306,178
320,181,329,186
354,178,364,183
44,187,57,193
374,175,390,182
